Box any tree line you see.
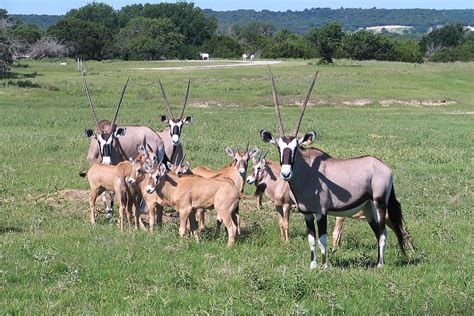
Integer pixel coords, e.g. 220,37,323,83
205,8,474,35
1,3,473,78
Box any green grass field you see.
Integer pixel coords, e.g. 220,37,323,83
1,59,473,314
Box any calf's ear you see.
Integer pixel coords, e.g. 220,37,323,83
224,146,234,158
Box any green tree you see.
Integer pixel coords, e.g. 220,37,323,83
48,17,113,60
342,31,395,61
306,22,344,63
201,35,242,59
66,2,120,33
119,2,216,46
431,40,474,62
231,21,274,53
0,34,13,78
393,40,423,63
420,24,465,57
12,23,42,44
261,30,312,59
115,17,184,60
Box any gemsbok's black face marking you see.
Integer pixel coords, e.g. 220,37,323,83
158,79,193,146
160,116,193,145
80,68,129,165
85,128,126,165
260,131,315,180
259,69,319,181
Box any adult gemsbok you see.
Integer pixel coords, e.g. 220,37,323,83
81,70,165,214
259,70,412,269
158,79,193,155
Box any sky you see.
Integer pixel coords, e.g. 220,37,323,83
1,0,473,15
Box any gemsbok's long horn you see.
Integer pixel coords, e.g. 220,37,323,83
245,142,249,153
269,68,285,137
158,79,174,119
111,77,130,130
179,78,191,120
235,144,240,154
80,69,100,131
291,71,319,137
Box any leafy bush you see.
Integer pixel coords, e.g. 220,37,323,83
420,24,465,57
342,31,395,61
261,30,313,59
393,40,423,63
201,35,242,59
114,17,184,60
431,40,474,62
306,22,345,63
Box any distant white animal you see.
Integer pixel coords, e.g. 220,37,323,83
242,53,248,61
60,62,67,66
200,53,209,60
250,54,255,62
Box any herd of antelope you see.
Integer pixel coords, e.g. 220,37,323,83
78,68,412,268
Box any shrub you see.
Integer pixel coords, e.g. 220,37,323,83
342,31,395,61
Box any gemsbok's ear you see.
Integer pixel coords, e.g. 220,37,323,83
225,146,234,157
184,116,193,124
115,128,126,137
166,161,174,170
160,115,168,122
260,130,275,145
298,132,316,147
85,129,95,139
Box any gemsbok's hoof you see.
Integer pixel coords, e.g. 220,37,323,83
321,263,328,270
309,261,317,270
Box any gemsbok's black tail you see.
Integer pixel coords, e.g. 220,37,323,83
79,171,87,177
387,185,413,256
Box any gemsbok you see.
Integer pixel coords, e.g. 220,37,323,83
80,70,166,214
126,145,165,232
192,145,257,232
246,151,294,242
144,160,240,246
259,70,412,268
158,79,193,150
80,161,140,230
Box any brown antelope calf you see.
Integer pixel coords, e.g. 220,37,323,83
192,145,257,232
246,152,294,242
126,149,164,232
145,161,240,246
80,161,140,230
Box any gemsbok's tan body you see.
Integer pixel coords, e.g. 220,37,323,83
246,155,293,241
126,152,164,232
146,162,240,246
192,146,257,232
259,70,412,269
80,161,140,230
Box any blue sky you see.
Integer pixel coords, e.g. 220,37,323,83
1,0,473,15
